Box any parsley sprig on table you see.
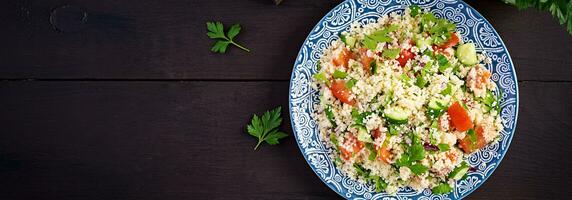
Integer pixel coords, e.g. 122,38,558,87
247,106,288,150
504,0,572,35
206,22,250,53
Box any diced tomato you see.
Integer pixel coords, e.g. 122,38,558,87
438,32,460,49
408,39,416,46
447,101,473,132
330,80,355,105
359,48,374,73
347,134,364,152
376,145,392,163
371,128,382,140
340,146,352,160
397,48,414,67
458,125,487,153
432,45,451,56
445,152,457,162
340,133,364,160
477,70,491,88
332,48,352,68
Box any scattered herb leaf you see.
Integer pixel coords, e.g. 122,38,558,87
246,107,288,150
206,22,250,53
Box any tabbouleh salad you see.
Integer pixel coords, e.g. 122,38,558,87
311,6,503,195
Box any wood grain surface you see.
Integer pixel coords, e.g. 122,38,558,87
0,0,571,199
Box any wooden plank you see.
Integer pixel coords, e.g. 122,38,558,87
1,0,571,81
0,81,337,199
0,0,340,80
0,81,570,199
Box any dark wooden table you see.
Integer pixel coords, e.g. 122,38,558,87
1,0,571,199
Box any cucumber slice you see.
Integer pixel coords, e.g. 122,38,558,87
353,125,373,143
448,161,470,180
427,99,446,119
384,107,410,124
416,37,432,50
340,34,357,48
456,43,478,66
428,99,445,110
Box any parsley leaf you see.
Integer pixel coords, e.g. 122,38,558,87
333,70,348,79
206,22,250,53
409,163,429,175
382,48,401,59
410,5,422,17
325,105,337,127
346,78,357,88
438,143,450,152
362,25,398,50
466,128,477,147
432,183,453,194
409,144,426,161
505,0,572,35
436,54,452,72
246,106,288,150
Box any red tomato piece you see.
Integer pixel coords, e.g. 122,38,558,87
447,101,473,132
332,48,351,68
347,134,364,153
330,80,355,105
432,45,452,57
475,125,487,148
458,125,487,153
340,146,352,160
438,32,460,49
477,70,491,88
371,128,382,140
359,48,374,73
397,48,414,67
376,145,392,163
340,134,365,160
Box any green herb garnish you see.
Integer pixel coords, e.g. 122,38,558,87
409,143,426,161
365,143,378,161
409,163,429,175
362,25,399,50
436,54,452,72
504,0,572,35
351,108,372,125
373,176,388,192
246,107,288,150
346,78,357,88
466,128,477,147
370,60,378,75
330,133,339,148
432,183,453,194
325,105,337,127
410,5,422,17
438,143,450,152
333,70,348,79
313,72,329,86
441,83,453,95
206,22,250,53
382,48,401,59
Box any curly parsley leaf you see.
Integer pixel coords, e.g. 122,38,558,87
206,22,250,53
504,0,572,35
246,106,288,150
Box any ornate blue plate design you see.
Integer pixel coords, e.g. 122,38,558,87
288,0,519,199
